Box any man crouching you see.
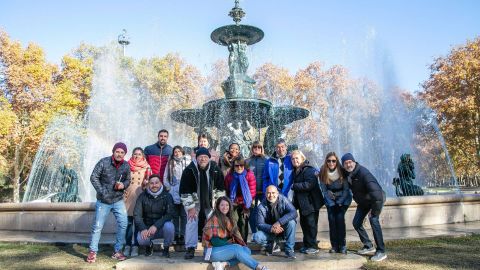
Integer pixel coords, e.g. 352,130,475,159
134,174,175,257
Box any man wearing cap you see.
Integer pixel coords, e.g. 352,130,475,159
341,153,387,262
179,147,226,259
87,142,131,263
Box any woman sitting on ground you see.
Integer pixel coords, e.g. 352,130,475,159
203,196,270,270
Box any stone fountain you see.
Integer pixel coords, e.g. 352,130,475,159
171,0,309,155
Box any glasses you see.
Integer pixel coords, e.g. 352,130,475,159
326,159,337,163
234,164,244,167
253,145,262,149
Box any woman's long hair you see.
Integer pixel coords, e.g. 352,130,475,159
319,152,345,185
167,145,185,185
211,196,237,233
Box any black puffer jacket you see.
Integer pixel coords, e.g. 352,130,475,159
291,162,324,215
133,188,175,231
348,163,384,206
90,156,131,204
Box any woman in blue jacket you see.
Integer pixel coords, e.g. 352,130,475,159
319,152,352,254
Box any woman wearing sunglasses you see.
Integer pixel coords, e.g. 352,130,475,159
318,152,352,254
224,158,256,242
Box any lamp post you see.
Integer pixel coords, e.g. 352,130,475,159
117,29,130,57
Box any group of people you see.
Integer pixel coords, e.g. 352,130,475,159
85,129,388,268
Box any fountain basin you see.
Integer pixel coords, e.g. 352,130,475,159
1,194,479,234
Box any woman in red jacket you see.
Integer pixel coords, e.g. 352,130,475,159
224,157,256,242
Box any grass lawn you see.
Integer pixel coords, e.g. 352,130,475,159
0,234,478,269
359,234,480,270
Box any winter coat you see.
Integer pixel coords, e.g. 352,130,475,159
124,165,150,216
347,163,384,206
256,194,297,233
133,187,175,231
90,156,131,205
318,166,352,207
144,143,173,181
291,163,324,216
163,156,191,204
262,154,293,198
246,155,267,194
179,160,226,211
224,169,257,208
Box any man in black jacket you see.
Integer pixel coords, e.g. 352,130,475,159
179,147,225,259
134,174,175,257
342,153,387,262
87,142,131,263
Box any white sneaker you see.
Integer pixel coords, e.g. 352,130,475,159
130,246,139,257
212,261,227,270
371,252,387,262
124,246,131,257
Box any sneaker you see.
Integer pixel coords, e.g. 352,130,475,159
357,246,376,255
162,245,170,258
130,246,139,257
86,250,96,263
371,252,387,262
124,245,131,257
212,261,227,270
328,248,337,253
299,247,307,254
339,246,347,254
184,247,195,259
111,251,127,261
145,242,154,257
305,248,319,254
285,250,296,259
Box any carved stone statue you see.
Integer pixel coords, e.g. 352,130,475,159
228,42,249,77
393,154,424,196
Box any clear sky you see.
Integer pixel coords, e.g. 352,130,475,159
1,0,479,92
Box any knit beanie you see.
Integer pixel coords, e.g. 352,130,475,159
112,142,128,153
341,153,355,165
195,147,211,158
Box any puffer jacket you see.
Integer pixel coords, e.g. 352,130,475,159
246,155,267,194
224,169,256,208
347,163,384,206
256,193,297,233
133,187,175,231
291,162,324,215
262,154,294,198
90,156,131,204
144,143,173,182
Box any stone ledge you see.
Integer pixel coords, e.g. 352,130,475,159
115,251,367,270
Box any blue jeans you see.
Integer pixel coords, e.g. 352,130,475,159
136,221,175,246
352,202,385,253
89,200,128,253
210,244,259,270
252,219,296,252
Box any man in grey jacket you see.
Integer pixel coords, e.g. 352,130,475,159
86,142,131,263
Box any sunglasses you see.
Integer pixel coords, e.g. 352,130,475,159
326,159,337,163
253,145,262,149
234,164,245,167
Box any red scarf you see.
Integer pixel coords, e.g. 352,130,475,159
128,156,150,172
112,156,124,169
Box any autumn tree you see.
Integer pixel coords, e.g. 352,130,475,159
421,37,480,175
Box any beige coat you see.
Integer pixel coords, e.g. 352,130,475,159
124,166,149,216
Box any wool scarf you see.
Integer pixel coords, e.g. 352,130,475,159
147,186,163,198
230,170,252,208
128,156,149,172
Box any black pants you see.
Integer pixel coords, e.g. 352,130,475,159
327,205,349,250
232,205,250,242
352,201,385,253
125,216,139,246
299,210,319,249
172,203,187,237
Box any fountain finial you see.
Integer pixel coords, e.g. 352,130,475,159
229,0,245,25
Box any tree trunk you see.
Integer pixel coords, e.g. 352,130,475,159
12,135,27,203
